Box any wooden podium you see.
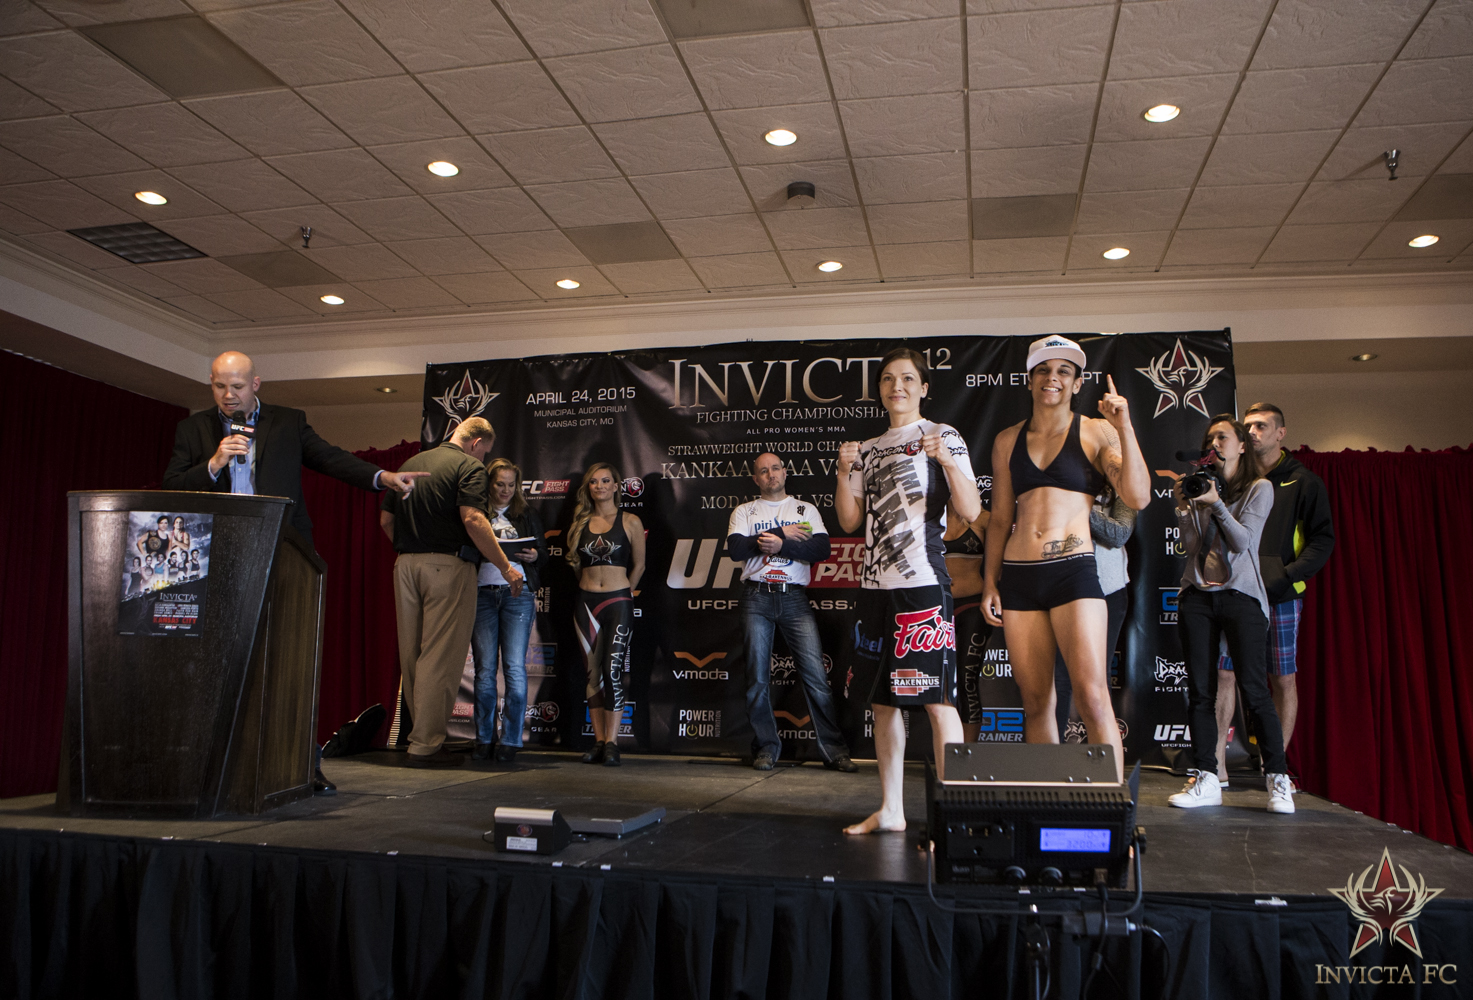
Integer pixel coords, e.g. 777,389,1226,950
59,491,327,818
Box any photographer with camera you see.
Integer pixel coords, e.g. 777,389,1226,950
1168,415,1293,814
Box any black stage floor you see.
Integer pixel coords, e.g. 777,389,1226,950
4,749,1469,898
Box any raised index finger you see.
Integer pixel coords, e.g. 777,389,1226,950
1106,374,1117,394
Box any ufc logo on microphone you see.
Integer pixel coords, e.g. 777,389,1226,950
891,606,954,658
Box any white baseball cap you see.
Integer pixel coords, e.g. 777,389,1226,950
1025,335,1087,373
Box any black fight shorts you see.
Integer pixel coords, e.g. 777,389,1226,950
852,585,957,707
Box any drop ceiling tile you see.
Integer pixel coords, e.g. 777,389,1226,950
662,214,773,257
1197,130,1339,186
474,229,588,270
679,32,830,111
544,46,701,124
822,19,962,100
1075,188,1189,233
971,235,1067,272
511,265,618,298
1178,184,1303,230
1402,1,1473,60
386,236,503,274
479,127,619,185
0,145,54,184
1286,179,1421,225
144,257,265,293
1094,74,1239,142
1222,64,1383,135
854,152,967,204
334,196,461,241
35,0,190,24
1108,0,1272,80
0,77,58,120
299,242,418,280
276,282,387,313
630,168,752,221
1361,219,1473,259
711,103,847,165
811,0,956,26
968,8,1114,90
299,77,464,145
351,276,463,308
241,205,374,248
783,245,879,282
95,263,188,298
0,179,135,230
24,228,139,269
156,214,281,255
183,92,355,157
874,240,971,277
0,117,150,177
497,0,665,58
0,202,50,235
867,200,969,244
741,160,858,211
206,287,315,319
431,271,540,304
168,159,315,212
763,206,869,249
337,0,528,72
970,145,1086,198
970,84,1096,149
592,114,732,175
265,149,412,203
840,93,965,157
76,104,248,167
523,177,651,227
1319,123,1469,182
369,137,514,194
687,251,789,288
427,187,554,235
1355,57,1473,128
1252,0,1425,71
0,3,61,34
1085,137,1211,193
1441,136,1473,175
162,294,243,322
0,32,166,111
1261,222,1381,262
969,0,1115,12
420,63,579,134
599,259,705,293
1067,230,1170,268
207,0,400,86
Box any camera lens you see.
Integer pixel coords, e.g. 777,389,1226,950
1181,472,1211,499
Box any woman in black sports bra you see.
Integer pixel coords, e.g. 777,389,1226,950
980,336,1150,779
566,462,645,767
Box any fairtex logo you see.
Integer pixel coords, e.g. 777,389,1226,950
525,479,570,497
1331,848,1444,958
892,606,955,658
1135,338,1224,418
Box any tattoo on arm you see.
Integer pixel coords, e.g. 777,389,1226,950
1040,534,1086,560
1098,422,1124,488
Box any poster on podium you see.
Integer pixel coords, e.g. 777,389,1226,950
117,510,213,637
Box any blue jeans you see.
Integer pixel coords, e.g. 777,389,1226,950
743,585,847,761
470,585,534,746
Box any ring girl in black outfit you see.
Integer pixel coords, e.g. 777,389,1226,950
567,463,645,767
981,337,1150,779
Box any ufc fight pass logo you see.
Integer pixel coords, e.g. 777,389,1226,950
892,606,955,658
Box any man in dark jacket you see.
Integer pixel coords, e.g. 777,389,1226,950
1216,402,1335,775
162,351,426,545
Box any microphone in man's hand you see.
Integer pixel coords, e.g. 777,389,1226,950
228,410,254,465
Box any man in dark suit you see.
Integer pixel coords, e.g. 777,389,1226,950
163,351,426,545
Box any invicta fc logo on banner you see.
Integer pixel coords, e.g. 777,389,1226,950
1314,848,1453,987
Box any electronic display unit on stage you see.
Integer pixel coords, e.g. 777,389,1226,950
1039,827,1113,853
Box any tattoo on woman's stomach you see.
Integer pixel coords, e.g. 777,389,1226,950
1040,534,1085,560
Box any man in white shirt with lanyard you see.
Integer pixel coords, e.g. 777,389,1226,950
727,452,858,773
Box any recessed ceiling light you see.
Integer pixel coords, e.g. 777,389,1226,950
556,278,580,289
1351,353,1378,362
1102,247,1130,260
764,129,797,146
426,160,459,177
134,191,167,205
816,260,843,272
1408,234,1439,248
1143,104,1180,123
377,386,397,393
319,294,345,305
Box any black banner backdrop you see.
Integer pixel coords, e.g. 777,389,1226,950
421,331,1236,767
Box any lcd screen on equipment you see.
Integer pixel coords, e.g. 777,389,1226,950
1039,828,1112,853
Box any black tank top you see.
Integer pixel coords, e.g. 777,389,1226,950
579,512,634,569
943,526,984,556
1009,413,1106,498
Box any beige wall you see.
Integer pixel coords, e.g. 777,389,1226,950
301,401,422,454
1236,370,1473,453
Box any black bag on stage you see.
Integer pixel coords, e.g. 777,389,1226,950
321,703,386,758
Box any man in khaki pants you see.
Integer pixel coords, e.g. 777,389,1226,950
380,418,523,766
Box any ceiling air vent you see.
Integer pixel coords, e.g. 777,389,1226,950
971,194,1079,240
653,0,810,39
67,223,207,264
81,16,284,99
563,221,683,264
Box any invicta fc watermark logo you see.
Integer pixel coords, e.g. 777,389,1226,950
1314,848,1453,987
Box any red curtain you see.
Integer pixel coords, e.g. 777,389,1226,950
301,440,420,745
0,351,185,798
1293,447,1473,851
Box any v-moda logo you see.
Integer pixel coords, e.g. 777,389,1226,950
673,650,729,681
892,606,955,658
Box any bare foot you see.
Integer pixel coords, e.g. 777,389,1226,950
843,810,906,835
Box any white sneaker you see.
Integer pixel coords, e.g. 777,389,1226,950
1267,773,1296,814
1168,770,1222,809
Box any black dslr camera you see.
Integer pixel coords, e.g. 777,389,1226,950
1178,448,1221,499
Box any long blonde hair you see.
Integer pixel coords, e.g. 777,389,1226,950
566,462,621,571
486,458,527,518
